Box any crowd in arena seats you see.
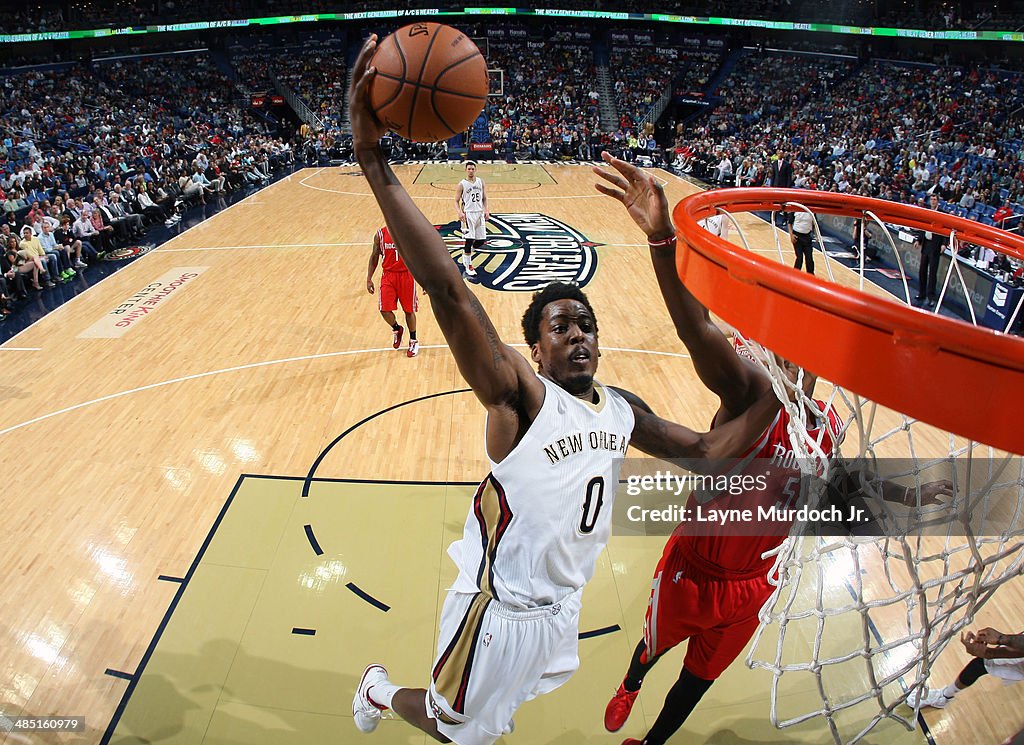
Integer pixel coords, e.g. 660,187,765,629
705,52,857,141
5,17,1024,319
231,52,276,91
273,50,348,132
610,48,669,134
671,51,1024,232
0,51,295,316
610,47,721,136
229,42,348,137
484,41,602,161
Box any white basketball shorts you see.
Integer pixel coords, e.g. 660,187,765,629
986,656,1024,683
462,212,487,242
427,589,582,745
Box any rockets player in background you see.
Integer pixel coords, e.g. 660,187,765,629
367,224,419,357
593,153,950,745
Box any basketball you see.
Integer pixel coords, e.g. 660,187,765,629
368,23,489,143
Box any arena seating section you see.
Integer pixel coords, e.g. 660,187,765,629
4,12,1024,315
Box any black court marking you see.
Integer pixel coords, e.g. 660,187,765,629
100,473,246,744
347,582,391,612
839,575,936,745
579,624,620,640
304,524,324,556
291,627,317,636
157,575,184,583
541,164,559,186
101,473,480,744
301,388,471,497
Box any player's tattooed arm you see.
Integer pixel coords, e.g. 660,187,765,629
466,292,506,370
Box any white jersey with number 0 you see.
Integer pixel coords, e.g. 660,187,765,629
460,177,486,214
447,376,635,609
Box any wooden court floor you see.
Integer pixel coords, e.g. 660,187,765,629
1,163,1022,745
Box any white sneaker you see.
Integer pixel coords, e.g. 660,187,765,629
353,664,389,733
464,263,477,277
908,687,953,709
73,260,87,268
407,339,419,358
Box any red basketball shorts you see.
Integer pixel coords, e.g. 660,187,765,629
642,535,774,681
379,270,417,313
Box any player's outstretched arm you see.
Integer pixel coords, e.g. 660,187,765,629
594,153,770,417
612,384,780,465
349,37,538,417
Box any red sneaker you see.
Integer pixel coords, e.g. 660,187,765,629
392,325,404,349
605,682,640,732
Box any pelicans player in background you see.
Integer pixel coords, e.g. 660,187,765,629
367,223,419,357
455,160,488,278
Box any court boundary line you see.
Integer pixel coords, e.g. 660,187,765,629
156,242,365,253
301,387,471,496
0,345,689,437
298,165,611,200
0,177,278,349
837,576,938,745
99,472,246,745
100,466,626,742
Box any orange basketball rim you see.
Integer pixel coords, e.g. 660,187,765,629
672,188,1024,455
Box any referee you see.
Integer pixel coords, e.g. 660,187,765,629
790,210,815,275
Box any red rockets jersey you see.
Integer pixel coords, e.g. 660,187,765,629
676,402,845,576
377,226,408,273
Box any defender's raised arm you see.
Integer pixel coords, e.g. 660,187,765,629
594,152,770,420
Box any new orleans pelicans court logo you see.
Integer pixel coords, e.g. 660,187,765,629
103,244,154,261
437,213,600,291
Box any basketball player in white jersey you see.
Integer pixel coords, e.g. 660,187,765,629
455,160,487,277
348,36,784,745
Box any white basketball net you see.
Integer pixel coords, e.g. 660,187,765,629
716,205,1024,744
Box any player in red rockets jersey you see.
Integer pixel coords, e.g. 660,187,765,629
594,153,949,745
367,224,420,357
